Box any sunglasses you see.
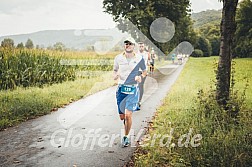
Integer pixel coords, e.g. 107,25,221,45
124,42,133,46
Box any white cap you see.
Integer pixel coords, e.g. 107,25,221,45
124,37,136,44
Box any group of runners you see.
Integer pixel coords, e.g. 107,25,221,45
113,37,189,147
171,53,185,65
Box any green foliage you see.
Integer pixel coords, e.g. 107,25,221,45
209,36,220,56
192,10,221,56
25,38,34,49
0,49,76,90
134,57,252,166
0,91,54,128
195,37,212,56
53,42,66,51
233,0,252,58
194,60,250,165
191,10,222,29
201,24,221,56
1,38,14,48
191,49,203,57
197,75,248,132
195,23,221,56
16,42,24,49
103,0,195,53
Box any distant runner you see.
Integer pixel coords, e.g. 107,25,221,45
149,49,156,74
177,54,183,65
171,53,176,64
137,42,149,110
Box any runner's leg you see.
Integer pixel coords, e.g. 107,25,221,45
124,109,132,136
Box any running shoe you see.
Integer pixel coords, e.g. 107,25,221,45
122,136,130,147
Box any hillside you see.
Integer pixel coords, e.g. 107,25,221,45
191,9,222,28
0,28,127,50
0,10,222,50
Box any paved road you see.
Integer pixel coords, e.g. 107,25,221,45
0,62,186,167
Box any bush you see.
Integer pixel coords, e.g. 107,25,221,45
195,37,212,57
191,49,204,57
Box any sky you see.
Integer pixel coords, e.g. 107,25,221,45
190,0,222,13
0,0,223,37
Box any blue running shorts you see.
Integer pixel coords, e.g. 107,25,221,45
116,85,139,114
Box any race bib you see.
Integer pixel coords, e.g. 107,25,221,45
120,85,136,94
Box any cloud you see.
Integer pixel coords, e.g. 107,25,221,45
0,0,225,36
190,0,222,13
0,0,116,36
205,0,214,6
0,0,48,14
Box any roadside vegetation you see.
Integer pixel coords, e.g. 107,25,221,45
0,48,117,130
134,57,252,166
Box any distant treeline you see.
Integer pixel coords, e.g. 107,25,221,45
191,1,252,58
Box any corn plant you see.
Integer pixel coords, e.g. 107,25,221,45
0,48,76,90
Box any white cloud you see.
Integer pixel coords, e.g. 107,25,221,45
0,0,116,36
0,0,225,36
205,0,214,6
190,0,222,13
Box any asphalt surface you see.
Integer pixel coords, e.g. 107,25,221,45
0,61,186,167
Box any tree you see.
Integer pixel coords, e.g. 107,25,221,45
196,22,221,56
103,0,195,53
203,24,221,56
209,36,221,56
16,42,24,49
25,38,34,49
216,0,239,105
47,45,53,50
195,36,212,57
53,42,66,51
233,0,252,58
1,38,14,48
85,45,94,51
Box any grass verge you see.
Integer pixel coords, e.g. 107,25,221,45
133,57,252,166
0,72,115,130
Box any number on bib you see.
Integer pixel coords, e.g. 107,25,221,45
121,85,135,94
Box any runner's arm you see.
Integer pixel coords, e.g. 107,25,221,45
113,57,119,80
113,70,119,80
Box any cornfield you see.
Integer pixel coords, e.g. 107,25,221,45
0,48,76,90
0,48,115,90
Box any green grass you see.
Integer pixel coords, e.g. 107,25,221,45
134,57,252,167
232,58,252,108
0,72,115,130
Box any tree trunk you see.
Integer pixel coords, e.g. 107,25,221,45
216,0,238,106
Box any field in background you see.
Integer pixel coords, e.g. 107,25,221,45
45,50,119,59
